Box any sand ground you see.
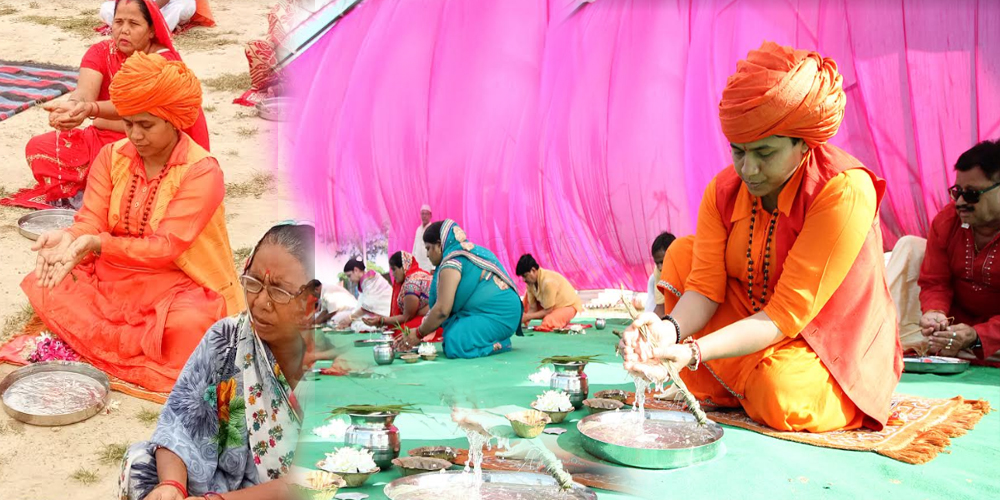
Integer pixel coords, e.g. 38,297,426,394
0,1,296,497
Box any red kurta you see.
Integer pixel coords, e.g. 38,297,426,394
918,205,1000,359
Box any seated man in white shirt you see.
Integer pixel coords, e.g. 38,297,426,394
413,204,434,272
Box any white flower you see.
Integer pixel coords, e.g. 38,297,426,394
528,367,554,385
533,390,573,412
418,342,437,356
313,419,350,440
318,447,378,473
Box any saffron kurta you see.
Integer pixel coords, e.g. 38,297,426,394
22,134,243,393
524,268,582,331
675,145,901,432
919,204,1000,359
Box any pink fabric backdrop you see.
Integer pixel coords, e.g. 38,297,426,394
286,0,1000,291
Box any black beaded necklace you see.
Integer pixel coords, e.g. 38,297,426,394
746,198,779,313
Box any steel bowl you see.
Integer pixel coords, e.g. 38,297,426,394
578,410,723,469
384,470,597,499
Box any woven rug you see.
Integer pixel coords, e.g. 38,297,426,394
0,61,77,122
625,391,991,465
0,315,168,404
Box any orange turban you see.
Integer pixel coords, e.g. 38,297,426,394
719,41,845,148
110,51,202,130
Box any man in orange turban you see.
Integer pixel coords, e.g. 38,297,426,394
622,41,902,433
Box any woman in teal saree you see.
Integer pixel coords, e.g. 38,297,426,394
400,219,522,358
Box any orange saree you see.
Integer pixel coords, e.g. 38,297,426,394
21,134,242,392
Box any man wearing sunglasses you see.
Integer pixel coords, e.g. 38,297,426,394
888,140,1000,361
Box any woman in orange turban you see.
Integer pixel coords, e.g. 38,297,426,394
621,41,902,433
22,52,244,393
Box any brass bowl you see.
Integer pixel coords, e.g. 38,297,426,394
530,402,571,424
583,398,624,414
505,410,552,438
289,470,346,500
315,462,379,488
391,457,453,476
401,353,420,364
420,353,437,361
407,446,459,463
593,390,628,404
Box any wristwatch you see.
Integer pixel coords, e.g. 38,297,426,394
971,332,982,350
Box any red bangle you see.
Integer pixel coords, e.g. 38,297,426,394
157,480,188,498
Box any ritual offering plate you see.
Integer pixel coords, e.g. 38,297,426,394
903,356,970,374
578,410,723,470
257,97,294,121
0,361,109,426
407,446,459,463
17,209,76,241
383,471,597,500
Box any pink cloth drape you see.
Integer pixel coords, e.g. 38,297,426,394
286,0,1000,291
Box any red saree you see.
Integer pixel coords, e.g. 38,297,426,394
390,252,441,342
3,0,210,210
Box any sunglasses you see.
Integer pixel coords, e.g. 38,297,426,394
949,181,1000,204
240,274,320,305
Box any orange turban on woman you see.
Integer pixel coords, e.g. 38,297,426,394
719,41,846,148
109,51,203,130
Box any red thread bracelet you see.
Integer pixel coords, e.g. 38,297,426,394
157,479,188,498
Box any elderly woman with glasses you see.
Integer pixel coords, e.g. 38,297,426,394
119,222,321,500
886,139,1000,360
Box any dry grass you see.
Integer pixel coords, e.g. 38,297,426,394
136,408,160,426
0,185,10,198
226,171,274,199
19,14,96,39
70,468,100,485
98,442,130,465
0,4,17,16
28,1,38,8
174,28,241,52
203,104,218,113
224,149,240,157
203,72,252,93
233,247,253,270
78,8,98,17
236,126,259,138
1,303,34,345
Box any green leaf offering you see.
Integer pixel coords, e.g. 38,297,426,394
328,404,419,417
539,355,603,366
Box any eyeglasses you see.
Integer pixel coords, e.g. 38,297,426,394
240,274,319,304
949,181,1000,204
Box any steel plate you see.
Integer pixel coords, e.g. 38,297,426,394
577,410,723,470
17,209,76,241
257,97,294,121
0,361,109,426
903,356,970,374
384,471,597,500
